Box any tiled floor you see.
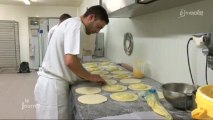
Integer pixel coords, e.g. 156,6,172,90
0,71,38,119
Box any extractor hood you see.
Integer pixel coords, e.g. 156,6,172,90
101,0,203,18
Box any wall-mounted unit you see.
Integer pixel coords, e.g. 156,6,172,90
101,0,203,18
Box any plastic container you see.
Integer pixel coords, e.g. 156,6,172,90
192,85,213,119
133,60,144,78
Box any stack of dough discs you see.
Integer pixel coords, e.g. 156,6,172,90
75,87,101,94
112,74,131,79
102,84,127,92
78,94,107,104
110,92,138,102
120,78,141,84
111,71,130,75
128,83,152,91
91,71,109,75
105,79,117,85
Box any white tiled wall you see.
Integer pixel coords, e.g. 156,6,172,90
104,0,213,85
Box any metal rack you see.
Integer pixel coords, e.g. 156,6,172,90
0,20,20,72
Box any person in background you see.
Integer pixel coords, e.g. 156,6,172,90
34,5,109,119
47,13,71,45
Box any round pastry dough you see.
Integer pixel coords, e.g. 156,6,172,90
91,71,109,75
84,65,98,68
100,75,112,79
103,66,122,72
110,92,138,102
99,62,112,65
102,84,127,92
120,78,141,84
75,87,101,94
78,94,107,104
85,65,98,68
112,74,131,79
83,63,97,66
111,71,130,75
105,79,117,85
102,65,117,68
128,83,152,91
86,67,100,72
90,70,100,74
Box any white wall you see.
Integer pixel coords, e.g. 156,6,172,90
78,0,101,54
0,4,77,62
104,0,213,85
77,0,108,34
78,0,99,16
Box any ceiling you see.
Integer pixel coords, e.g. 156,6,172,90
0,0,83,7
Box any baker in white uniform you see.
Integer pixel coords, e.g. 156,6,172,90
47,13,71,45
34,5,109,119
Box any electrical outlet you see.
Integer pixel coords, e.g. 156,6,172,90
193,33,211,48
193,35,205,47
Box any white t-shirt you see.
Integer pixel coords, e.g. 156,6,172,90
38,17,85,83
47,24,58,45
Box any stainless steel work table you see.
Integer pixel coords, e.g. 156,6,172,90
70,77,192,119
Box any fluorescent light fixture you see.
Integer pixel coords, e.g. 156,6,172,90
23,0,30,5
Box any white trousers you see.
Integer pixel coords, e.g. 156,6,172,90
34,76,71,119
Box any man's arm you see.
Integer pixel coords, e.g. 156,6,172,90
65,54,106,84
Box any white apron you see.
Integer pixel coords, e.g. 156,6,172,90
34,76,71,119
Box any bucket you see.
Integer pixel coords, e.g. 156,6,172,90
192,85,213,119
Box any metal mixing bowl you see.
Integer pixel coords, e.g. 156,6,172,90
162,83,198,110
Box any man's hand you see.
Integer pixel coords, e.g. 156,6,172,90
88,74,106,85
65,54,106,85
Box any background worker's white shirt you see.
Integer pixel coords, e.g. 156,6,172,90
47,24,58,45
38,17,85,83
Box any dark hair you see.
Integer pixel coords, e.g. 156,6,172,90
59,13,71,22
83,5,109,24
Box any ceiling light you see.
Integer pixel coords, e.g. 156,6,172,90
23,0,31,5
